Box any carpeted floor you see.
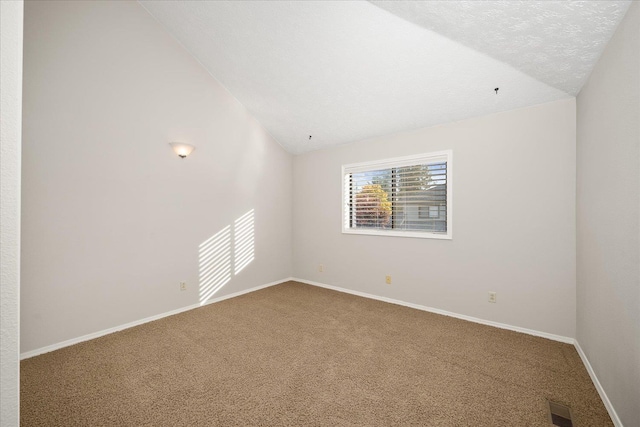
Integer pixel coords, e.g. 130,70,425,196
21,281,611,426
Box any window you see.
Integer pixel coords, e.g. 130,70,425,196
342,150,452,239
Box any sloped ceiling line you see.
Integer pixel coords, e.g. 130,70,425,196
139,1,631,154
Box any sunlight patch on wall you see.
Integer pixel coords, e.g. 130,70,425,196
198,225,231,305
234,209,254,275
198,209,255,305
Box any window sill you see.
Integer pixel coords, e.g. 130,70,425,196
342,229,452,240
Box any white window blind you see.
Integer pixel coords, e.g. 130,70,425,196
342,151,452,239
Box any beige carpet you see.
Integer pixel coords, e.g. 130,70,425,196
21,281,611,426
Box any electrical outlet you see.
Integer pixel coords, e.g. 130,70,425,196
180,282,187,291
318,264,324,272
385,275,392,285
488,292,497,303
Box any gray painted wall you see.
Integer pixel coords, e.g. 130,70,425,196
0,1,23,424
576,2,640,425
21,0,293,354
293,99,577,338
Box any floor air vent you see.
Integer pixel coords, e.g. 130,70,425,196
547,401,573,427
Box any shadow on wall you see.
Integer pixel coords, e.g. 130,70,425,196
198,209,255,305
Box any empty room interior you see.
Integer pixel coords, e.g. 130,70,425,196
1,0,640,426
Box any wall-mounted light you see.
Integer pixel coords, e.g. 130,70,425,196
169,142,195,159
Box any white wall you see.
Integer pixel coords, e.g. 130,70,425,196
576,1,640,425
293,99,577,338
15,1,639,422
21,0,293,354
1,1,23,424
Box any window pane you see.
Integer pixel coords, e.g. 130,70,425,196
351,169,393,229
392,162,446,232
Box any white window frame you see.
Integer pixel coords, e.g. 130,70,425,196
342,150,452,240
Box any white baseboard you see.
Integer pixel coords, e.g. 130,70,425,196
291,277,624,427
20,277,293,360
574,340,623,427
293,277,575,344
22,276,621,426
295,278,625,423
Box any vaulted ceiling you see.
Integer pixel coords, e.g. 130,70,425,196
139,1,631,154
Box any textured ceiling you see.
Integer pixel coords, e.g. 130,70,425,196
370,0,632,96
139,1,630,154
